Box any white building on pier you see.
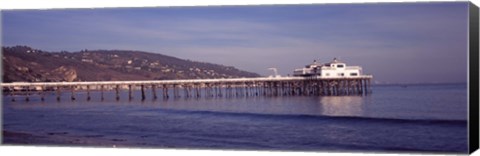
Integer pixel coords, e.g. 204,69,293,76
293,58,363,78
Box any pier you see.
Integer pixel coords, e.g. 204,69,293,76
1,76,372,102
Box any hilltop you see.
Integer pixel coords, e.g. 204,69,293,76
2,46,260,82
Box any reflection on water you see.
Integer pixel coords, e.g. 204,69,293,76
318,96,364,117
3,92,348,115
2,90,371,118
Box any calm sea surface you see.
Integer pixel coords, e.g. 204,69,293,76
2,83,468,153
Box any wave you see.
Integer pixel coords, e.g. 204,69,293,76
156,109,467,126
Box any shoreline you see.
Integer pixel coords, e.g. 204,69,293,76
2,130,466,154
2,130,132,148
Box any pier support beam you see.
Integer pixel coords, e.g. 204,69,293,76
115,85,120,101
25,86,30,102
218,83,223,97
71,86,76,101
195,84,201,98
41,85,46,101
100,85,104,101
141,84,146,101
173,84,179,98
128,85,133,101
152,84,157,100
56,86,61,101
163,85,169,99
86,85,91,101
10,87,16,102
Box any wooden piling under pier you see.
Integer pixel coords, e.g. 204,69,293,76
86,85,91,101
128,85,133,101
70,86,76,101
152,84,157,100
141,84,146,101
25,86,30,102
56,86,61,101
100,85,104,101
40,86,45,101
10,87,16,102
2,76,373,102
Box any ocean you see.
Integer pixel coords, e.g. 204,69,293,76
2,83,468,153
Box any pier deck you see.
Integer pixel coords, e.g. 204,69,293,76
1,76,373,101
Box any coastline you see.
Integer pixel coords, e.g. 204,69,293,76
2,130,132,148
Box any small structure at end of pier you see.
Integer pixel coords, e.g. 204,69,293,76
293,58,364,78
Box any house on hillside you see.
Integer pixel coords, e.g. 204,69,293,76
293,58,363,78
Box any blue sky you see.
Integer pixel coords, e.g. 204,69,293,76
2,2,469,84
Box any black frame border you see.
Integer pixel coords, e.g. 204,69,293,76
469,1,479,154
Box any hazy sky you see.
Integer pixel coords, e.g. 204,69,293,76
2,2,469,84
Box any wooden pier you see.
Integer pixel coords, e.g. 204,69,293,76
1,76,372,102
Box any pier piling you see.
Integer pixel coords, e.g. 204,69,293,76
25,86,30,102
86,85,91,101
141,84,146,101
56,86,61,101
100,85,105,101
115,85,120,101
10,87,15,102
41,86,46,101
152,84,157,100
71,86,76,101
128,85,133,101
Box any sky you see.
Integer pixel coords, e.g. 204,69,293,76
1,2,469,84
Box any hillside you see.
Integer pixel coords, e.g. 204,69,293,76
2,46,260,82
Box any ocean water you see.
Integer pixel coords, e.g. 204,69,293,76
2,83,468,153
